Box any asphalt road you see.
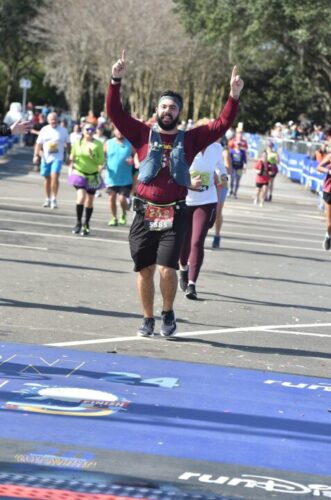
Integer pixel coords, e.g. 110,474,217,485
0,145,330,499
1,145,330,375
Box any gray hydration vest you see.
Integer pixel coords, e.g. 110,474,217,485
138,125,191,187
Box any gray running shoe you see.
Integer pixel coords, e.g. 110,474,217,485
137,317,155,337
72,222,82,234
322,235,331,251
212,236,220,249
185,284,198,300
179,269,188,292
160,310,177,337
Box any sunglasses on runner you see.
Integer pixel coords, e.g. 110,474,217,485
85,127,95,133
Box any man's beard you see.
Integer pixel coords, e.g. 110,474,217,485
157,113,179,131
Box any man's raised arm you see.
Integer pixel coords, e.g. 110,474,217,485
111,49,126,84
229,65,244,100
106,50,148,148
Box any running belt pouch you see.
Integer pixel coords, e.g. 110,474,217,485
132,197,145,213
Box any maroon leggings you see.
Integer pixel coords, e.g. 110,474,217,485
180,203,216,283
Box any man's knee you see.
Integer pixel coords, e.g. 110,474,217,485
158,265,176,280
139,265,156,279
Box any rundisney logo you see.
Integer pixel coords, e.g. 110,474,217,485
264,380,331,392
178,473,331,496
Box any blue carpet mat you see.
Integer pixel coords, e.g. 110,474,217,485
0,342,330,476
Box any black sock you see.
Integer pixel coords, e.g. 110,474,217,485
76,204,84,223
85,207,93,225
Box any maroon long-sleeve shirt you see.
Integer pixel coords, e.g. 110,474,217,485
106,83,239,204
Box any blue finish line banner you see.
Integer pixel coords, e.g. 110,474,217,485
0,342,330,477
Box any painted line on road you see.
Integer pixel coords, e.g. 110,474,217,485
0,243,48,251
0,210,114,226
208,239,324,253
0,229,128,245
0,228,325,253
225,208,323,226
222,221,322,236
45,322,331,347
0,200,322,227
0,220,322,246
0,197,76,207
0,217,125,234
222,230,318,244
224,214,322,232
263,329,331,337
0,215,322,241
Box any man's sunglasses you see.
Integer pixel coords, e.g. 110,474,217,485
85,127,95,132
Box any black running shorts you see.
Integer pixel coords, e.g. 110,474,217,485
106,185,132,197
129,206,187,272
323,191,331,205
256,182,268,188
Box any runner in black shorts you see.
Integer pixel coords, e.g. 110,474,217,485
107,50,243,337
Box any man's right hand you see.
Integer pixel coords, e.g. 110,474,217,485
112,50,126,80
33,154,40,166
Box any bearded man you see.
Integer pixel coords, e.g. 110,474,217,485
107,50,244,338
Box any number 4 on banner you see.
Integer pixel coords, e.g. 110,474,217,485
143,377,180,388
102,371,180,388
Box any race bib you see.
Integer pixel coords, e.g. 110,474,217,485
86,173,100,189
144,204,174,231
48,141,59,153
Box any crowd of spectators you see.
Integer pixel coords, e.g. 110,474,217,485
269,117,331,145
268,117,331,162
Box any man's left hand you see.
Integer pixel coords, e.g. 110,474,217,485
10,119,32,135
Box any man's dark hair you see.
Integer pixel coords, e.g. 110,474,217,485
158,90,183,111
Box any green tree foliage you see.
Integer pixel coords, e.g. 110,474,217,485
0,0,48,112
174,0,331,131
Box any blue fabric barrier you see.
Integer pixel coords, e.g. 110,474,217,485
304,158,324,193
0,136,9,146
6,136,15,149
246,133,325,198
246,133,260,159
0,137,9,155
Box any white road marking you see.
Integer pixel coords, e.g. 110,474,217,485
0,197,75,206
223,230,318,244
0,214,321,242
1,215,321,242
45,322,331,347
208,240,324,253
0,229,128,245
0,227,326,253
225,210,322,226
0,217,125,233
0,243,48,251
222,222,322,236
263,329,331,338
